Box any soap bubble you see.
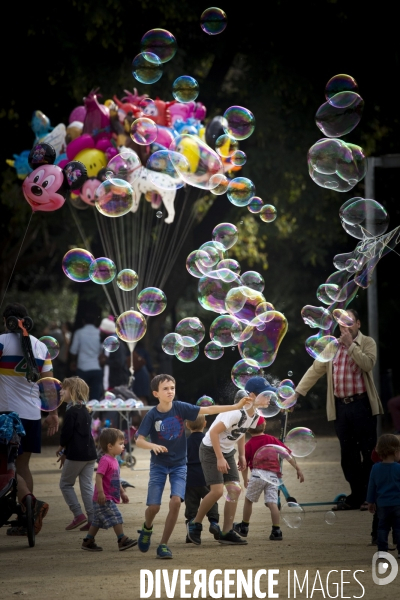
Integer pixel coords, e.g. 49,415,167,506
325,74,358,101
305,334,339,362
248,196,263,213
172,76,199,103
210,315,242,347
175,317,205,344
39,336,60,360
200,7,227,35
276,385,297,410
308,138,366,192
204,341,224,360
215,134,239,158
116,310,147,343
285,427,317,457
325,511,336,525
117,269,139,291
315,93,364,137
146,150,186,190
339,197,389,239
209,174,229,195
105,149,141,183
227,177,255,207
223,106,255,141
103,336,120,352
169,134,223,190
231,358,262,389
217,259,241,275
281,502,305,529
132,52,163,85
140,28,177,63
301,305,333,330
62,248,95,283
137,287,167,316
95,179,134,217
252,444,291,485
130,117,158,145
240,271,264,293
238,311,288,367
212,222,238,250
332,308,355,327
231,150,247,166
259,205,277,223
162,333,184,355
89,257,117,284
196,395,215,407
175,344,199,363
38,377,62,411
254,390,281,418
223,480,242,502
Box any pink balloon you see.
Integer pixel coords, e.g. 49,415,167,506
155,126,175,149
105,146,118,161
69,106,87,124
96,138,111,153
66,134,94,160
57,159,69,169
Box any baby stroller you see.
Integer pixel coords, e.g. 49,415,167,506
0,412,35,547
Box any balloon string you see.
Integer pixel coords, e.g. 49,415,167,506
0,212,34,312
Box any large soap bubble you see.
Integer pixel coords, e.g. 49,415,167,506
200,7,227,35
175,344,199,363
162,333,184,355
209,315,242,347
172,76,199,103
137,287,167,316
198,272,241,314
254,390,280,418
240,271,265,293
105,149,141,183
116,310,147,343
89,257,117,284
339,198,389,239
223,106,255,141
308,138,366,192
175,317,205,344
117,269,139,291
130,117,158,146
301,305,333,330
132,52,163,84
285,427,317,457
62,248,94,283
281,502,305,529
169,134,223,190
140,28,177,63
305,333,339,362
231,358,262,389
227,177,256,207
212,222,238,250
238,311,288,367
315,92,364,137
325,74,358,101
103,336,120,352
39,336,60,360
38,377,63,411
252,444,291,485
204,341,224,360
95,179,134,217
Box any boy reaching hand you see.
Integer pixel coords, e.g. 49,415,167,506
135,374,250,559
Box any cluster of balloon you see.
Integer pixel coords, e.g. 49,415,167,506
301,74,400,363
160,221,288,387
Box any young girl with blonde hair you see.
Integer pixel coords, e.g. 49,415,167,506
56,376,97,531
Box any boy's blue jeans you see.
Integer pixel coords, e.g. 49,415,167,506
377,505,400,552
146,462,187,506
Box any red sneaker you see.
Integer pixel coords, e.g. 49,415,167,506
65,514,87,531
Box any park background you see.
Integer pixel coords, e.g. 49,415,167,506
1,1,400,427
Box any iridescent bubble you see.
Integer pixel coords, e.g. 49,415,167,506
288,371,293,377
225,286,266,325
231,358,262,389
308,138,366,192
227,177,256,207
89,257,117,285
175,344,199,363
132,52,163,85
215,134,239,158
276,385,297,410
172,76,199,103
130,117,158,146
259,204,277,223
204,341,224,360
339,198,389,240
238,311,288,367
156,211,163,218
95,179,134,217
62,248,95,283
255,301,274,316
210,315,243,347
253,444,291,483
103,336,120,352
146,150,186,190
116,310,147,343
38,336,60,360
140,28,177,63
301,305,333,330
325,511,336,525
223,106,255,141
325,74,358,101
305,333,339,362
169,134,223,190
137,287,167,316
285,427,317,457
116,269,139,291
231,150,247,166
223,481,242,503
317,283,344,305
200,7,227,35
332,308,355,327
206,268,239,283
196,395,215,407
105,149,141,183
212,222,238,250
199,240,226,263
209,174,229,195
186,249,214,278
254,391,281,418
198,272,241,314
247,196,263,214
162,332,184,355
217,258,241,275
38,377,62,411
240,271,264,293
181,336,197,348
175,317,205,344
315,93,364,137
281,502,305,529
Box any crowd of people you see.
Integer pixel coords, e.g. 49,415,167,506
1,301,400,562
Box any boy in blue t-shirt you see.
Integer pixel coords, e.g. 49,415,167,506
367,433,400,557
135,374,249,559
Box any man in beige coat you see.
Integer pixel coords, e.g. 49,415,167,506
295,308,383,510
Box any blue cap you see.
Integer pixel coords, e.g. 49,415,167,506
245,376,277,396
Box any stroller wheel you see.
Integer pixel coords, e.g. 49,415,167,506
25,494,35,547
125,453,137,467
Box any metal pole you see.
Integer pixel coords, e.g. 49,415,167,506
365,157,381,436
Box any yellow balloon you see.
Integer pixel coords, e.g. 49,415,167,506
175,137,201,173
74,148,107,178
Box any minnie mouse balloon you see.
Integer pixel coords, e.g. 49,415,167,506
22,143,88,212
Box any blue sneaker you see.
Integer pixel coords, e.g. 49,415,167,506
187,519,202,545
137,524,153,553
156,543,172,559
209,522,220,540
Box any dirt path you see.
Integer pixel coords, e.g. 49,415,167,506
1,438,397,599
